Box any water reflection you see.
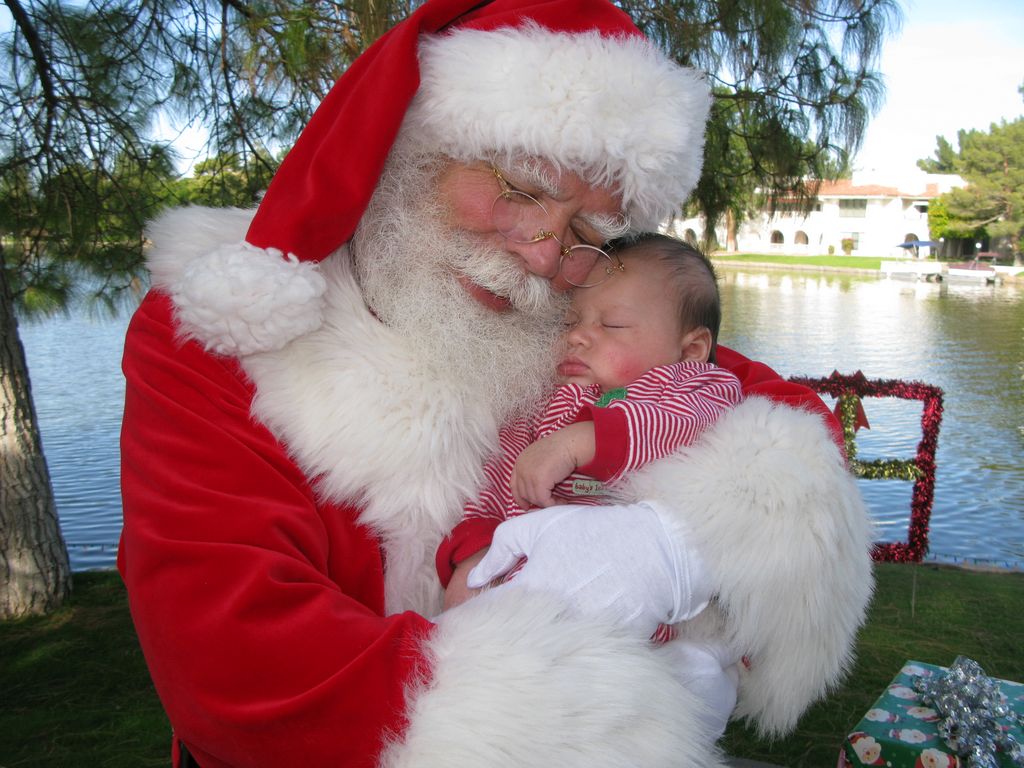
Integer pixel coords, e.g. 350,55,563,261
719,269,1024,568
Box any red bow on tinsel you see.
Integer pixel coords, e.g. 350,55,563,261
829,370,870,432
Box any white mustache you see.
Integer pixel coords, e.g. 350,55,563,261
454,248,561,316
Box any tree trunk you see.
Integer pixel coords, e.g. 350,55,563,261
0,247,71,619
726,209,738,252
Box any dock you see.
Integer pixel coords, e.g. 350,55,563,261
880,261,943,281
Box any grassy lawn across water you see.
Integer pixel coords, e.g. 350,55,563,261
1,564,1021,767
713,253,889,271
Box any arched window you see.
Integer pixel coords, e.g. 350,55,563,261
795,231,809,245
770,230,785,244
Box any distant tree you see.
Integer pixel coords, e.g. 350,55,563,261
180,153,279,208
688,91,759,249
926,196,982,257
917,135,958,173
625,0,899,240
925,117,1024,263
692,93,856,251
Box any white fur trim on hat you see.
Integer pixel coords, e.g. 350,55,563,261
145,206,327,357
409,24,711,230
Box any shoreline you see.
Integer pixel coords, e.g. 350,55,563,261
713,258,879,276
67,554,1024,578
923,554,1024,575
711,255,1024,283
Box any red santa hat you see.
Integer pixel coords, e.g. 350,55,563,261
147,0,711,356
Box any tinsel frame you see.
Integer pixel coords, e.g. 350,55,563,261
789,371,945,562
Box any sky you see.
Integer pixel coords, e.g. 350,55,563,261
853,0,1024,177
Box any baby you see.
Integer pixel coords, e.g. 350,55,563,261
438,232,743,595
437,232,746,741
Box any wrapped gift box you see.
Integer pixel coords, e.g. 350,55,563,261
840,660,1024,768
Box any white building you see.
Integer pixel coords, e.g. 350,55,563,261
667,170,967,258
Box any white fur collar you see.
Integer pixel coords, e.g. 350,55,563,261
241,252,500,616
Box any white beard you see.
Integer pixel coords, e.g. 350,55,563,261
351,153,568,425
245,153,571,617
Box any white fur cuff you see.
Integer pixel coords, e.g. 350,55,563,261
381,587,725,767
619,396,876,736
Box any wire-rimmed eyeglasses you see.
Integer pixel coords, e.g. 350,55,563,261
490,166,624,288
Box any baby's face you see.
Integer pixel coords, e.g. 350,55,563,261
557,256,687,391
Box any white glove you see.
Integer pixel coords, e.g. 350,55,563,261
467,501,712,640
657,639,741,743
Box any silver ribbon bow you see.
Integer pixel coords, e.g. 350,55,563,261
913,656,1024,768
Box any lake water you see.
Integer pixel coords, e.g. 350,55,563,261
16,268,1024,571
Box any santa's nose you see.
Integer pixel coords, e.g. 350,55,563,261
509,233,564,281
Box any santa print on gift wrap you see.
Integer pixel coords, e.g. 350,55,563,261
789,371,944,563
847,732,886,765
916,748,958,768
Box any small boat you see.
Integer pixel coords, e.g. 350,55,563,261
944,259,998,284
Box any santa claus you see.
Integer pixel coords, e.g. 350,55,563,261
118,0,875,765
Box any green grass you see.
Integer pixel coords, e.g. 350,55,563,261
721,562,1024,766
0,572,170,767
2,565,1021,767
712,253,894,270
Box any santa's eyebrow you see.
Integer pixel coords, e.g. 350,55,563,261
503,157,562,197
502,156,629,242
581,211,630,241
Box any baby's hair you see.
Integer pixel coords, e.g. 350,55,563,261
607,232,723,364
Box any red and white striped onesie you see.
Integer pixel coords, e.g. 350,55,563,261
436,360,743,585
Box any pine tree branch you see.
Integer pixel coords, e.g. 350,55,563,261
4,0,58,152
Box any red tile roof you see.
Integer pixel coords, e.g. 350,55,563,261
815,178,940,198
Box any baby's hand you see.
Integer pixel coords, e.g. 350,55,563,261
511,422,595,509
